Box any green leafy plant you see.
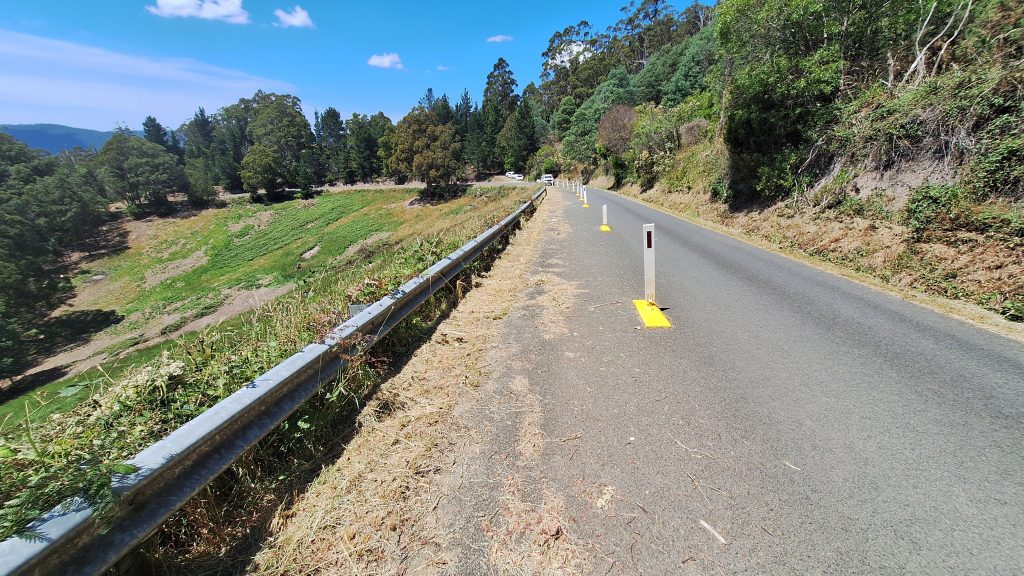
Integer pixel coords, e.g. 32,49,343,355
904,185,970,237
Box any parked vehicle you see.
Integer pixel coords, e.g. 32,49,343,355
512,173,524,181
540,174,554,185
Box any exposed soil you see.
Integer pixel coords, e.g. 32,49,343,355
15,284,298,385
849,160,958,207
18,331,132,381
300,245,320,260
228,210,276,233
337,231,391,262
144,249,207,287
164,284,296,339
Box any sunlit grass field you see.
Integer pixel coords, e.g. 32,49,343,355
0,186,529,426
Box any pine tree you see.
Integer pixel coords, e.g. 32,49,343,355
454,89,474,140
418,88,437,109
142,116,169,148
480,58,520,172
431,94,455,126
317,107,347,183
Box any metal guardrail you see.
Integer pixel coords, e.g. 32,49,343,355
0,186,546,576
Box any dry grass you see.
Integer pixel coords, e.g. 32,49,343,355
248,190,558,575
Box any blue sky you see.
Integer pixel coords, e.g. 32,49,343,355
0,0,650,131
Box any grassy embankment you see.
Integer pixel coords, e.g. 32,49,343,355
0,185,536,562
3,188,411,425
2,191,394,426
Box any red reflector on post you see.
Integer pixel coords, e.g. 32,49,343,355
646,230,653,249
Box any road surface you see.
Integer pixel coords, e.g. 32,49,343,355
439,183,1024,574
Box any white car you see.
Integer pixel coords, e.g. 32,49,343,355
505,171,515,178
510,173,524,181
540,174,554,185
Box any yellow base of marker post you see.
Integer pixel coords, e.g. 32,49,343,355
582,203,590,208
633,300,671,328
600,224,611,232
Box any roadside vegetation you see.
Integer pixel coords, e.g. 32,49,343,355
0,184,535,554
522,0,1022,322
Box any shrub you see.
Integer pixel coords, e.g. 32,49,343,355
904,185,970,237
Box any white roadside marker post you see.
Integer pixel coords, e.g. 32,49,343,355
633,222,671,327
601,204,611,231
582,186,590,208
643,223,655,303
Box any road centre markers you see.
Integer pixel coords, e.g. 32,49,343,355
633,223,671,328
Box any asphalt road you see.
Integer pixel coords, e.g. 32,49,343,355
490,184,1024,574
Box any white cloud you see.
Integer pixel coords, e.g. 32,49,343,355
436,65,449,72
146,0,250,24
273,5,314,28
486,34,513,43
0,29,292,129
367,53,403,70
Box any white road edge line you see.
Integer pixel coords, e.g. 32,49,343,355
700,519,728,544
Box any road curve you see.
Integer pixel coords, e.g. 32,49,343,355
484,183,1024,574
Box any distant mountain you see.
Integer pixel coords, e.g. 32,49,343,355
0,124,143,154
